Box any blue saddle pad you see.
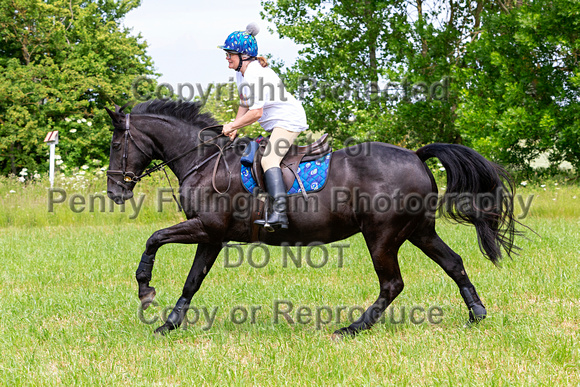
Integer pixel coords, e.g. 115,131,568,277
241,153,332,195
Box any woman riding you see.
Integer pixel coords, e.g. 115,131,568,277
219,23,309,232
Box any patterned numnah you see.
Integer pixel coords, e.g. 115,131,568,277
241,153,332,195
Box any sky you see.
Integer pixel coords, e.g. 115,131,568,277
122,0,303,88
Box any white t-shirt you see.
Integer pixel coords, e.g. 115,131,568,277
236,61,308,133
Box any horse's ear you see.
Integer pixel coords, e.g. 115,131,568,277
105,107,120,124
113,101,134,114
119,101,134,113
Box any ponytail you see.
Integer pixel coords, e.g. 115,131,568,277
257,56,268,67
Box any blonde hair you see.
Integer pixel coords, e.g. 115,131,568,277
240,54,268,67
257,56,268,67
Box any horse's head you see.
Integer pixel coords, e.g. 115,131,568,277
105,105,152,204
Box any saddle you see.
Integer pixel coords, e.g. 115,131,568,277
251,134,332,193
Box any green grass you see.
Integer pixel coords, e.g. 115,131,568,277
0,177,579,385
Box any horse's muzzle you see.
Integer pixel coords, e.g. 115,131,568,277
107,189,134,204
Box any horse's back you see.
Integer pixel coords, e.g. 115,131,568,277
328,142,434,196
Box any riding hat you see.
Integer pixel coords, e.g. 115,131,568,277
219,23,260,71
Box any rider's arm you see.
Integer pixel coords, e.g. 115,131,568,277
222,105,263,139
235,105,249,121
231,106,263,130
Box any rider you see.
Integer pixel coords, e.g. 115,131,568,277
219,23,309,231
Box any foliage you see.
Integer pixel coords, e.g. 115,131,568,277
201,83,264,138
0,0,157,175
3,0,579,175
454,0,580,171
262,0,580,172
262,0,405,148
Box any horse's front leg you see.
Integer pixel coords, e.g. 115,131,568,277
136,218,211,310
155,243,222,335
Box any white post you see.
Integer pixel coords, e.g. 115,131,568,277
49,142,55,188
44,131,58,188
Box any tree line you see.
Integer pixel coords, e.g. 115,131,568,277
263,0,580,173
0,0,155,175
1,0,578,176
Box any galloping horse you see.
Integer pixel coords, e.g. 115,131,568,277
106,99,519,337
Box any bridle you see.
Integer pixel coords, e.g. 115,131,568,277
106,114,150,189
106,114,232,201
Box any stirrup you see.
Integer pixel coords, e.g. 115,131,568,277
264,220,289,232
254,213,288,232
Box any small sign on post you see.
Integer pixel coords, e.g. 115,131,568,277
44,131,59,188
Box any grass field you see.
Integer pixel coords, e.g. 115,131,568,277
0,176,579,385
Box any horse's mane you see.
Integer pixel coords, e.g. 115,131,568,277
131,99,219,129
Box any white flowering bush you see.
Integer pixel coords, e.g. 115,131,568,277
54,116,109,170
8,154,109,193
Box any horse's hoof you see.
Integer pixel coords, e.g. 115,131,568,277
469,305,487,322
154,323,172,336
332,327,356,340
139,287,156,310
464,305,487,327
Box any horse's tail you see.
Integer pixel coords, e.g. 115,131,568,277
416,143,520,265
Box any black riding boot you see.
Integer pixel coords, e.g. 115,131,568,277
254,167,288,232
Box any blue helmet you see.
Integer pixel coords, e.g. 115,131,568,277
218,23,260,57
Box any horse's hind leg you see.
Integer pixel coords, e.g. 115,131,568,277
333,229,407,339
409,221,487,325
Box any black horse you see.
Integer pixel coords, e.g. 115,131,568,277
106,100,519,337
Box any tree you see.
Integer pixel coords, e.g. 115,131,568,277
262,0,410,148
454,0,580,171
262,0,470,148
0,0,156,175
262,0,580,172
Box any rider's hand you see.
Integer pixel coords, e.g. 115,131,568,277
222,123,238,141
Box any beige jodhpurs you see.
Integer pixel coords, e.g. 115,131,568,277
261,127,300,172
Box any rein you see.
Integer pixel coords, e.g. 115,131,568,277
107,114,233,210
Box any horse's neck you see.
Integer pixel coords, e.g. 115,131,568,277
139,117,206,182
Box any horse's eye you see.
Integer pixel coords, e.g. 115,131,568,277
112,142,122,151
